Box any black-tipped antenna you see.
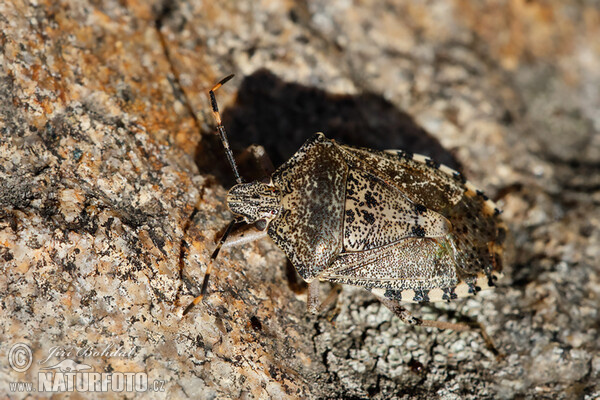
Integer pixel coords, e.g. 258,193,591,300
183,75,243,317
209,74,243,184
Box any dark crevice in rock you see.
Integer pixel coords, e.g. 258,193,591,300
154,1,203,147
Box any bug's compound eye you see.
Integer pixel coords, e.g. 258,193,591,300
255,219,267,231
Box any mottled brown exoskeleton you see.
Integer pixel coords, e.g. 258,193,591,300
184,75,506,332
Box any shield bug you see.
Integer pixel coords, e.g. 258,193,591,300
184,75,506,332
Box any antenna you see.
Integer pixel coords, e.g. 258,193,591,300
209,74,243,184
183,75,243,316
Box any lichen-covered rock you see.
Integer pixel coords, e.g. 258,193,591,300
1,0,599,399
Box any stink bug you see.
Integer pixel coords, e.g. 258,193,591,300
184,75,506,332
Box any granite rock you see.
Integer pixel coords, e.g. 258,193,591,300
1,0,599,399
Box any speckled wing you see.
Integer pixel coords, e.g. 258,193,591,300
343,168,452,251
330,142,505,289
322,237,458,291
337,145,464,211
322,236,499,303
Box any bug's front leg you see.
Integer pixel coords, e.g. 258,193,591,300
183,219,266,316
220,223,269,249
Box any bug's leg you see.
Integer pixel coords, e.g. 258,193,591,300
380,296,501,353
307,281,343,318
307,280,321,314
235,144,275,180
320,284,343,311
221,223,269,249
322,284,343,322
377,296,471,331
183,218,239,316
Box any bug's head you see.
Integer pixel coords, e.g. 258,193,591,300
227,181,282,226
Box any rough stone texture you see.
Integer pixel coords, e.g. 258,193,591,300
1,0,599,399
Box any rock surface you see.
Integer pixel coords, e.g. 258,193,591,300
1,0,599,399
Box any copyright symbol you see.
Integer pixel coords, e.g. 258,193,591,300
8,343,33,373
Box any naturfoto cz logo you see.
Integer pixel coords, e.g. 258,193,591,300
7,342,165,393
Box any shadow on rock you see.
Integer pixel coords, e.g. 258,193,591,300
197,69,460,185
